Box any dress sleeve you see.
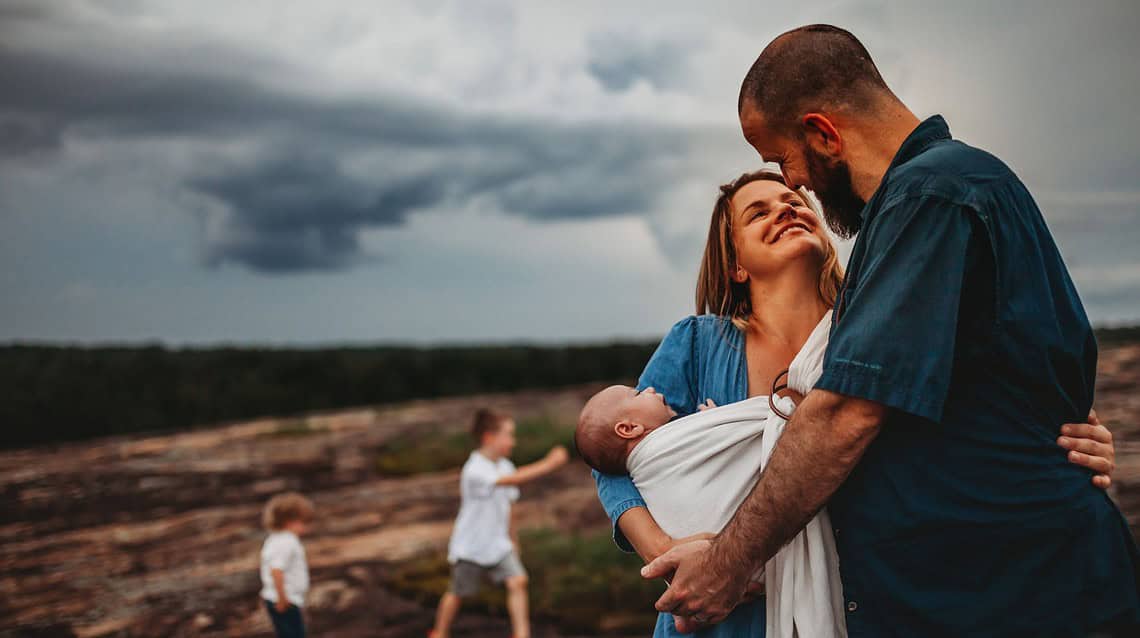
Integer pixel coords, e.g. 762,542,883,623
815,195,975,423
592,317,702,552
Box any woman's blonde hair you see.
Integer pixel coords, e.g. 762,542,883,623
696,170,844,331
262,492,315,531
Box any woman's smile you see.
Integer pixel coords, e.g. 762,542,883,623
771,222,812,243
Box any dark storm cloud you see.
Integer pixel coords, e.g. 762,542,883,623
0,26,691,272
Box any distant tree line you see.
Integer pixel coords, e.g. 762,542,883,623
0,342,657,448
3,325,1135,448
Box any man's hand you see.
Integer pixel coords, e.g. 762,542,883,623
698,399,717,412
640,538,751,631
275,599,291,613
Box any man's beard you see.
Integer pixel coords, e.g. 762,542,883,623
804,146,865,239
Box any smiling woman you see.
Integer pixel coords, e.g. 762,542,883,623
697,170,844,332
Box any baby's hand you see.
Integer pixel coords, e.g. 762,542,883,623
698,399,717,411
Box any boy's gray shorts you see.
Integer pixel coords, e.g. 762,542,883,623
448,552,527,597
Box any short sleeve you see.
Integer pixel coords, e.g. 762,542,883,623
502,460,520,502
592,469,645,553
636,317,700,416
265,536,295,570
815,196,974,423
462,461,499,499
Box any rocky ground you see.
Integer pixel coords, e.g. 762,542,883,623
2,344,1139,637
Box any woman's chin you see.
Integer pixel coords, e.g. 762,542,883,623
775,234,826,260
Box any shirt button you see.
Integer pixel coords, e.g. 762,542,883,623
847,601,858,613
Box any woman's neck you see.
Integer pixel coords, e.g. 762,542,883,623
745,262,831,351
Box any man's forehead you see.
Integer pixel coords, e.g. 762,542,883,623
739,106,783,153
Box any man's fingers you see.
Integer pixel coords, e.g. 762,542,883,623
642,551,678,580
1088,409,1100,425
1060,422,1113,444
1067,450,1114,475
1093,474,1113,489
655,587,682,613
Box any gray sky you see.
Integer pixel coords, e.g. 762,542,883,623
1,0,1137,344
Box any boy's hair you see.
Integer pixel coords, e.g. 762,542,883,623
471,408,510,444
262,492,315,531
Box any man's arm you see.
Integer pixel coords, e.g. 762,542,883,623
495,446,569,486
642,389,886,625
713,389,886,571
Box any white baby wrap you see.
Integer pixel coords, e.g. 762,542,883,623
626,312,846,638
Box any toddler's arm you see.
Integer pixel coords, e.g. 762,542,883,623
271,568,289,612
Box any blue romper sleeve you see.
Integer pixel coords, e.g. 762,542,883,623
593,317,701,552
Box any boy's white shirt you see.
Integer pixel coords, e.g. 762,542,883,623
627,311,846,638
259,530,310,607
447,450,519,566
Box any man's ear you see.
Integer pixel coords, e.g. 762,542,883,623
614,420,646,440
801,113,843,156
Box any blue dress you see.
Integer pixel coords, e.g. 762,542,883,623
593,314,766,637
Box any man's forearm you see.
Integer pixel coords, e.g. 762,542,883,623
714,390,884,571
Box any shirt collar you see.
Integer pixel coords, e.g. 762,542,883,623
890,114,951,171
859,114,952,219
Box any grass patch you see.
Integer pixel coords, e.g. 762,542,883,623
388,527,662,634
375,416,576,476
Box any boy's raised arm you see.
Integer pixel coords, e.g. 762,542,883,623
495,446,569,486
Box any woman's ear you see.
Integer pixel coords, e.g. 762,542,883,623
733,265,749,284
614,420,646,440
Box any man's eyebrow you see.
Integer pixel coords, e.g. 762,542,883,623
780,191,801,203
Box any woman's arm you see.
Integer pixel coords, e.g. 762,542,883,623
1058,409,1116,489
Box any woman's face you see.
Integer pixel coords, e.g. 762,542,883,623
729,179,828,283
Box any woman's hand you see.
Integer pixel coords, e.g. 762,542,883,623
1057,409,1115,489
698,399,717,411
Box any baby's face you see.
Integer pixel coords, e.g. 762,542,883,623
605,385,676,430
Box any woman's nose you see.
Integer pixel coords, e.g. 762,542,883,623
775,204,798,222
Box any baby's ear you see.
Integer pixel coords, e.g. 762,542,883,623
614,420,644,440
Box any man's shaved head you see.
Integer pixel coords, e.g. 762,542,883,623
738,24,895,130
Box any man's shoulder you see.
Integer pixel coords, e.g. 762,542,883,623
882,139,1017,209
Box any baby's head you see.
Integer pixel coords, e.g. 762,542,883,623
575,385,676,475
